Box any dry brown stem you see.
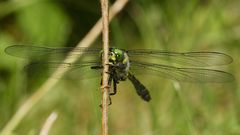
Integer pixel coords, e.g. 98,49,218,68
100,0,110,134
39,112,58,135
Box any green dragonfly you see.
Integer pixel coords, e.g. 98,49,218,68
5,45,234,103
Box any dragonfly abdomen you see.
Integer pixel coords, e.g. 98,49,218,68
128,72,151,101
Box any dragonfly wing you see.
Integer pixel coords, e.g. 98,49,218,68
5,45,101,61
25,61,102,80
127,49,233,67
130,61,234,83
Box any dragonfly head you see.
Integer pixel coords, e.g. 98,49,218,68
109,48,125,64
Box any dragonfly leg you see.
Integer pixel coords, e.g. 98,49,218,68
107,77,118,106
108,74,113,85
108,96,112,106
107,75,116,106
99,73,113,107
99,96,112,107
99,91,113,107
91,65,103,69
110,78,117,95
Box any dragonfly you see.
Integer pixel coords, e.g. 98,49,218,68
5,45,234,104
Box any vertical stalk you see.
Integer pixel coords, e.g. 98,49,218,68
100,0,110,135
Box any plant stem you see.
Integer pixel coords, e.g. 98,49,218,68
39,112,58,135
100,0,110,134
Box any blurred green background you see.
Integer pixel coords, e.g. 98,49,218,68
0,0,239,134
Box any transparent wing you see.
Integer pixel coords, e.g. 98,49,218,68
127,49,233,67
5,45,103,79
25,61,102,80
130,61,234,83
5,45,101,61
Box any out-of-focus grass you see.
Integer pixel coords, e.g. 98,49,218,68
0,0,239,135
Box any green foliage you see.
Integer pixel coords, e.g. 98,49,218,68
16,2,70,45
0,0,239,135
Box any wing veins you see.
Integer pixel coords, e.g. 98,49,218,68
127,50,233,67
5,45,101,59
130,61,234,83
